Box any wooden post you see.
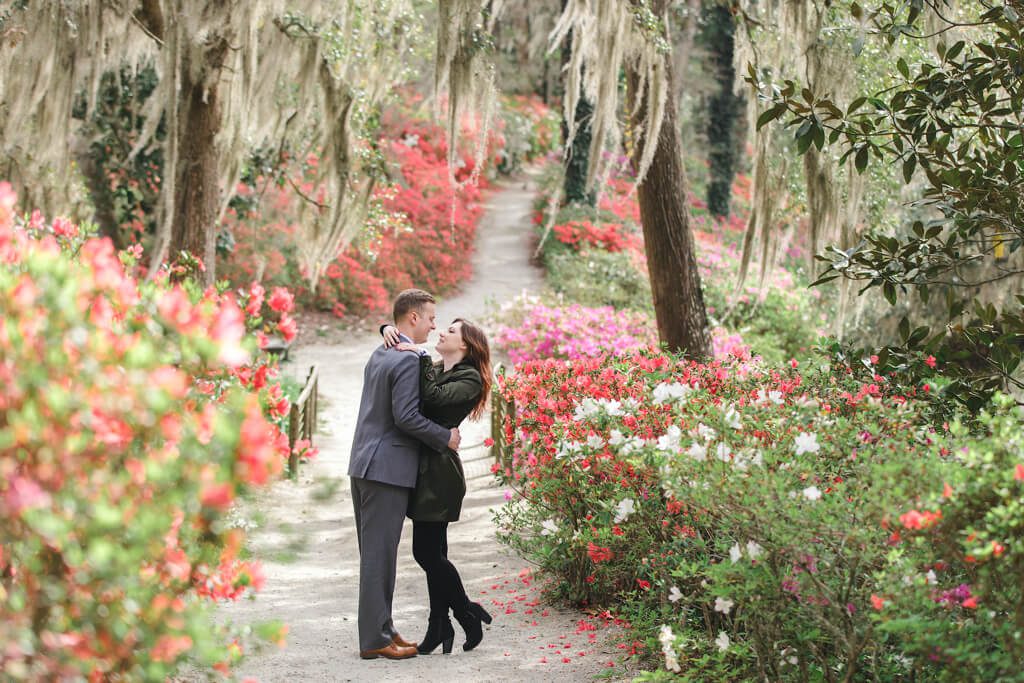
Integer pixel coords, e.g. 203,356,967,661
286,365,319,481
287,404,300,481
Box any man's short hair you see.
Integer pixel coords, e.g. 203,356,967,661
393,288,435,323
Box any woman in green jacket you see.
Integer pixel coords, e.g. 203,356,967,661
383,318,494,655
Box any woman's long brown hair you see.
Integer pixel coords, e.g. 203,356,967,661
454,318,491,420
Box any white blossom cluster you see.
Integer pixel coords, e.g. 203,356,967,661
651,381,696,404
613,497,635,524
729,540,765,564
658,625,681,672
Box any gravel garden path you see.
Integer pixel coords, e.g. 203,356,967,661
213,173,631,682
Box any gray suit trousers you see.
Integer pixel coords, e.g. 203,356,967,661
351,476,411,651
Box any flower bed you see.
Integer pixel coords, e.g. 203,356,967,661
492,299,754,364
493,351,1023,679
0,185,299,678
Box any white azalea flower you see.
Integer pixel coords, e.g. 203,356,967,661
668,585,683,603
652,381,693,404
723,404,742,430
613,498,636,524
715,443,732,462
794,431,820,455
756,388,784,405
601,399,623,416
555,440,583,460
540,519,559,536
586,434,605,449
687,441,708,462
926,569,937,584
729,543,742,564
746,540,764,560
697,423,717,442
657,425,683,451
608,429,626,446
714,597,734,614
620,436,645,455
659,625,681,673
802,485,823,501
573,398,599,421
715,631,730,652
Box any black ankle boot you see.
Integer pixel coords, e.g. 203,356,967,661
453,602,493,651
417,616,455,655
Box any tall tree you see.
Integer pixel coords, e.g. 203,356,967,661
702,0,744,218
629,0,711,356
134,1,231,279
552,0,711,357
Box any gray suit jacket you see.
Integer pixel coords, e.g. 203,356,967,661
348,344,451,488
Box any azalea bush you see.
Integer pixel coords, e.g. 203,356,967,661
493,302,656,364
492,299,755,364
0,184,293,679
493,351,1024,679
874,395,1024,678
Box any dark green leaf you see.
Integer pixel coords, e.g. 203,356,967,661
855,146,869,173
883,282,897,305
756,104,784,130
902,155,916,182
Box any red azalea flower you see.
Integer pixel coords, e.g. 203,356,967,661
267,286,294,313
277,313,298,343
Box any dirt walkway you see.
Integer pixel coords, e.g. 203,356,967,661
214,174,631,682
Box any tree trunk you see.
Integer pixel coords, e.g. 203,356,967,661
704,0,744,218
629,1,712,358
169,40,229,285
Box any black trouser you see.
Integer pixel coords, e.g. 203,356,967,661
412,521,470,619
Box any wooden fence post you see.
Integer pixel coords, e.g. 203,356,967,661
286,365,319,481
287,404,300,480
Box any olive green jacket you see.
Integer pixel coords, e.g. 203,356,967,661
407,356,483,522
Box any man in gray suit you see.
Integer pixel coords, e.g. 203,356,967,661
348,288,460,660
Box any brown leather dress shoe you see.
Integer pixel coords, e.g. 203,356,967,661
359,643,417,660
392,633,418,649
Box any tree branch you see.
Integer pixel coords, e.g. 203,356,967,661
133,0,165,44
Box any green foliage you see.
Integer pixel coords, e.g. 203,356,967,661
544,244,654,312
756,0,1024,410
72,64,164,249
876,395,1024,679
704,278,823,366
